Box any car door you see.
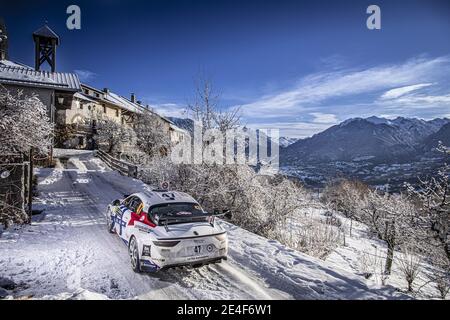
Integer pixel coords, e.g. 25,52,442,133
123,196,143,239
116,196,134,239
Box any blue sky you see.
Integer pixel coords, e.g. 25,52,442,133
2,0,450,137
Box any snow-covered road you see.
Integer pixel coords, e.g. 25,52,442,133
0,150,406,299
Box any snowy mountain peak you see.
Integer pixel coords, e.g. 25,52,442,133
279,137,299,148
282,116,450,165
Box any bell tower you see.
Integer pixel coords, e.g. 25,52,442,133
33,23,60,72
0,18,8,60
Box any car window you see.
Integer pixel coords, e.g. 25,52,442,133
149,202,206,225
129,197,143,213
123,196,133,207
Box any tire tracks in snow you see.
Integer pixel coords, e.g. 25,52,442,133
71,152,285,299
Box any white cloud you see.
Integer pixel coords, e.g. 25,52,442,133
310,112,339,124
150,103,186,118
394,94,450,105
74,69,96,82
239,56,450,119
246,121,335,139
380,83,433,100
235,56,450,138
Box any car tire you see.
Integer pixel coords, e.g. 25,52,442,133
106,211,115,234
129,236,141,273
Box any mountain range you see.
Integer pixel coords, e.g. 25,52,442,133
281,116,450,165
168,115,450,166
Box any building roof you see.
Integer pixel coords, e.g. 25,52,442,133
74,92,97,103
33,25,60,45
81,83,104,95
79,82,175,125
103,91,146,113
0,65,80,91
0,59,33,69
169,123,189,134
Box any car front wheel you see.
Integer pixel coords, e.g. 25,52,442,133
129,236,141,273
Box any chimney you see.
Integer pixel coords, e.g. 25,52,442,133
103,88,109,94
137,100,142,105
131,93,136,103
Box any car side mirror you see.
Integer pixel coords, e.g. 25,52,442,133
213,209,232,219
112,199,121,206
223,210,232,219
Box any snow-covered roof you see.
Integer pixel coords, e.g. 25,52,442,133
74,92,97,103
169,123,189,134
103,91,146,113
103,91,174,125
0,65,80,91
0,59,33,70
79,83,180,129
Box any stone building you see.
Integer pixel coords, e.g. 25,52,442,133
0,21,188,152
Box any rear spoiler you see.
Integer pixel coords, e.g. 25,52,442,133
157,211,230,231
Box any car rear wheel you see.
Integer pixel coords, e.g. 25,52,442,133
129,236,141,273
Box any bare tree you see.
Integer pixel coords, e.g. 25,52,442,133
360,191,418,275
406,164,450,261
187,76,241,133
405,144,450,295
323,179,369,236
397,245,422,292
433,267,450,299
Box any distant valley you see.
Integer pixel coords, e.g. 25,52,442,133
280,116,450,190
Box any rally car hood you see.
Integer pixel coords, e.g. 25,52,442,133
153,222,225,240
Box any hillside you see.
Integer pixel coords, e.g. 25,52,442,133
0,149,409,300
282,117,450,165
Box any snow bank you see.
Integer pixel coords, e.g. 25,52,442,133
0,149,413,300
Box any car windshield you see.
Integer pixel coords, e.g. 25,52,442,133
149,202,207,225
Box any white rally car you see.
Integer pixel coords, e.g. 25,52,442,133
106,189,229,272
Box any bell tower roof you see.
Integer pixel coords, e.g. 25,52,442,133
33,24,59,45
33,23,59,72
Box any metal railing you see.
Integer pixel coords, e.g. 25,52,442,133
95,150,138,178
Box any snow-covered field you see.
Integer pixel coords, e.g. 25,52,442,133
0,149,409,300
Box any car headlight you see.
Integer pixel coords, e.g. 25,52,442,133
214,233,227,241
152,240,180,247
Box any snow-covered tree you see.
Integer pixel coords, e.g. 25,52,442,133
133,109,171,158
323,179,369,236
0,87,53,227
406,165,450,262
360,190,418,274
94,118,134,154
405,143,450,297
0,87,53,154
